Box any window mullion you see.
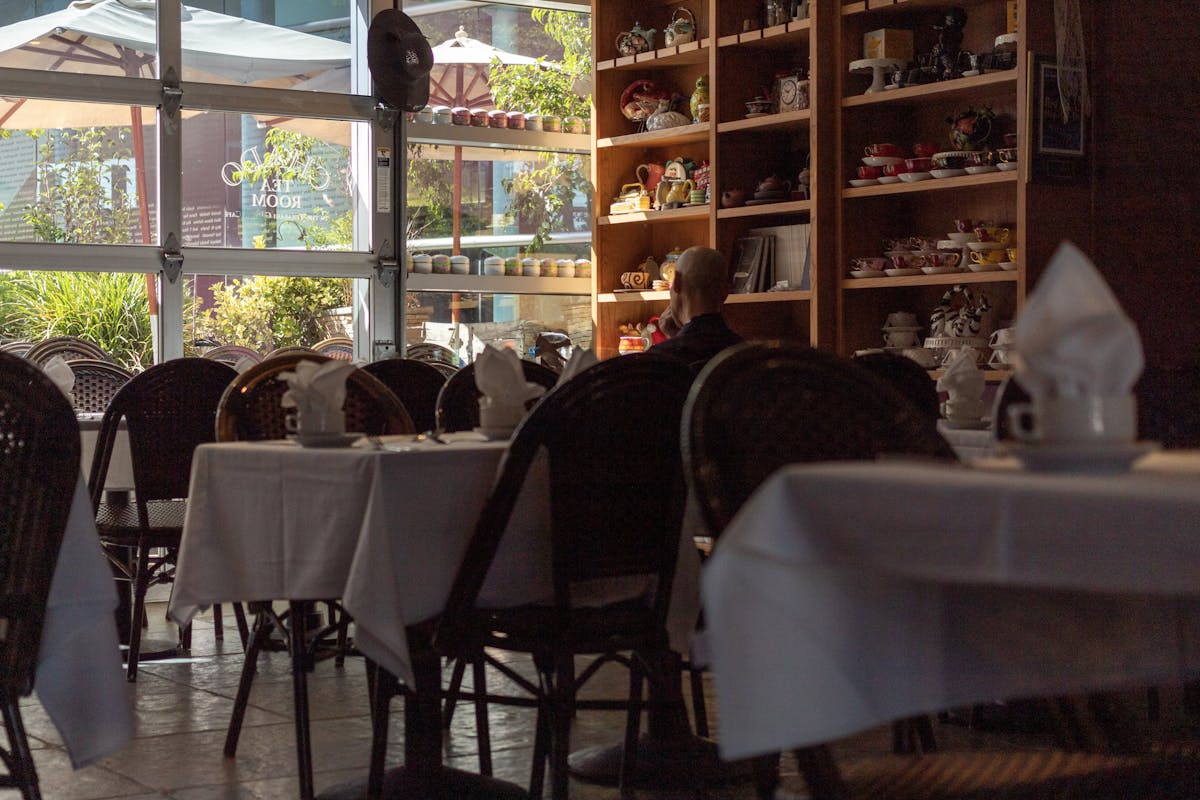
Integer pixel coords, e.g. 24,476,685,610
157,0,184,361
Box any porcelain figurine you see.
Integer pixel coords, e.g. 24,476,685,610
690,75,709,123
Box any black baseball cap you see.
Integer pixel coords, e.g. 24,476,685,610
368,9,434,112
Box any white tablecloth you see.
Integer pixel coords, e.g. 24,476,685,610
77,414,133,490
170,439,700,686
36,477,133,768
703,453,1200,760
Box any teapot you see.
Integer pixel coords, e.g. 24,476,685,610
664,7,697,47
756,175,791,195
657,178,694,209
616,22,655,56
663,157,692,180
645,100,691,131
636,162,666,192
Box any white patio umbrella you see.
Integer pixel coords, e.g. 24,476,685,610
428,25,539,110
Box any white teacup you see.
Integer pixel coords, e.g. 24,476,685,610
1007,394,1136,444
989,327,1016,348
883,329,920,348
885,311,918,328
286,407,345,436
941,398,985,421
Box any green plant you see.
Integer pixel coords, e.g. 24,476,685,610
197,276,351,352
488,11,591,119
0,271,151,370
501,154,592,253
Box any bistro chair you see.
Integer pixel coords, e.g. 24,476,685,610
405,341,457,366
24,336,110,366
435,358,557,432
361,357,447,434
313,336,355,361
853,350,942,421
219,354,414,766
0,342,34,358
88,358,238,681
65,358,133,415
370,353,695,800
201,344,262,369
262,345,319,361
0,352,80,800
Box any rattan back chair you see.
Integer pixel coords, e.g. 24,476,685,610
435,358,557,432
65,359,133,414
361,357,447,433
0,342,34,358
312,336,354,361
0,352,80,799
216,354,414,442
853,350,942,421
262,345,319,361
24,336,110,366
407,353,694,800
406,341,457,365
88,358,237,681
202,345,262,369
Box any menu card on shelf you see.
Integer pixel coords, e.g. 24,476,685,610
748,222,811,290
731,235,766,294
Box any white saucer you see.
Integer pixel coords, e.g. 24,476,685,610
849,269,883,279
945,232,976,244
877,176,901,184
968,262,1002,272
922,266,962,274
292,432,363,448
998,261,1019,271
863,156,904,167
930,168,966,179
474,426,515,441
849,178,878,187
965,165,999,174
881,325,922,331
942,417,990,430
898,172,932,182
1000,441,1160,474
967,241,1006,251
997,161,1019,171
884,268,923,277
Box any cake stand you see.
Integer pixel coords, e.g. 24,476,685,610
849,57,907,94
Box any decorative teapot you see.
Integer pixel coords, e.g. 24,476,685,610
946,105,995,151
657,178,695,209
664,7,697,47
645,99,691,131
616,22,655,56
636,162,666,192
663,157,692,180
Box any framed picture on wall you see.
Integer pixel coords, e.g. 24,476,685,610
1029,53,1088,181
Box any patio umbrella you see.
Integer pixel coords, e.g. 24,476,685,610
428,26,539,110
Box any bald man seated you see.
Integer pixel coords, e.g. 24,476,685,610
649,246,743,365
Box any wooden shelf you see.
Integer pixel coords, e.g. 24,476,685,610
717,18,811,49
844,169,1017,198
717,200,811,219
842,0,1000,17
597,290,669,304
596,39,710,72
717,109,812,134
597,289,812,305
596,123,711,150
597,205,711,225
406,274,592,296
842,70,1018,108
407,122,589,154
841,270,1018,289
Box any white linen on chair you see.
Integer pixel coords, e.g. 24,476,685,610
36,477,133,768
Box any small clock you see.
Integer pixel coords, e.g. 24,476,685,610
776,75,809,112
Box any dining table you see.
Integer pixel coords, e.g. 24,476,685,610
169,434,701,799
703,451,1200,764
37,476,134,768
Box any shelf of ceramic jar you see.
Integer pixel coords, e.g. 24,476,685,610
597,288,813,305
407,121,589,154
595,122,711,150
596,38,711,72
596,204,711,226
840,270,1018,290
841,0,1005,18
843,169,1016,198
405,274,592,296
716,17,811,49
842,70,1016,108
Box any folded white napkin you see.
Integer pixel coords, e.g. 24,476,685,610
554,347,598,387
42,355,75,400
1013,241,1143,397
937,347,985,402
475,345,548,406
277,359,355,428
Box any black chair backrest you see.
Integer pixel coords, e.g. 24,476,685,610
202,344,262,368
438,353,694,646
217,354,414,442
361,358,447,433
0,352,79,695
65,358,133,414
683,341,956,539
435,358,558,432
0,342,34,358
854,351,941,421
25,336,110,366
406,342,457,365
89,358,236,511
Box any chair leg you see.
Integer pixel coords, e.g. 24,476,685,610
529,679,552,800
472,659,493,776
368,660,400,799
125,544,152,682
212,603,224,641
619,656,645,798
688,662,709,738
224,609,271,756
232,602,250,649
2,694,40,800
442,657,467,730
549,652,574,800
751,752,781,800
794,745,848,800
288,601,315,800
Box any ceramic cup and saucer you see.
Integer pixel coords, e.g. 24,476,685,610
1000,394,1159,473
286,408,362,448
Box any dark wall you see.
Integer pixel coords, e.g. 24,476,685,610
1090,4,1200,371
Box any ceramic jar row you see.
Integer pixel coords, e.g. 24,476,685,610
412,105,587,134
480,256,592,278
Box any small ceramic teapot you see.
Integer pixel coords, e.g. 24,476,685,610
636,162,665,192
616,22,655,56
645,100,691,131
664,7,697,47
663,157,691,180
657,179,695,209
756,175,791,195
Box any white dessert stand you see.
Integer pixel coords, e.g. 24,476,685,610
849,57,907,94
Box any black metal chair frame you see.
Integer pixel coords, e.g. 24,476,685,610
360,357,448,434
24,336,111,367
62,358,133,415
0,353,81,800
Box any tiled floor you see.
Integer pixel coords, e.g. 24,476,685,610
15,602,1196,798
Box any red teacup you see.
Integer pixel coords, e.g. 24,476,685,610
864,143,903,159
904,157,932,172
912,142,938,158
882,162,909,177
856,165,883,180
